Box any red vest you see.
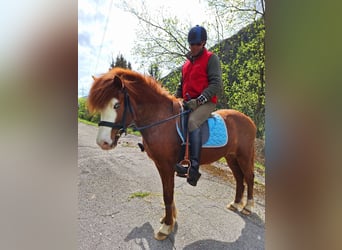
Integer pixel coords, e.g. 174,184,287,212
182,49,217,103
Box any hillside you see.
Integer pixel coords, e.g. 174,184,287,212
161,18,265,138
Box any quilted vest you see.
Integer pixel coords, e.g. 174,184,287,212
182,48,217,103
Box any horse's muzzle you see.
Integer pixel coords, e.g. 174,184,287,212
97,128,124,150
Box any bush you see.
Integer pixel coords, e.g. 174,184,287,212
78,97,100,123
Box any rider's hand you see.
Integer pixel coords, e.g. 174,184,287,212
185,99,198,111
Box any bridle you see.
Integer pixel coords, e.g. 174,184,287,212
98,88,133,135
98,87,190,134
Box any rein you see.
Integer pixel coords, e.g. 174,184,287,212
133,110,190,131
98,88,190,132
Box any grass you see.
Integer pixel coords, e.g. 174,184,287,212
78,118,97,126
255,162,265,177
218,157,226,164
78,118,141,136
127,128,141,136
254,179,265,186
217,158,265,170
129,191,151,200
255,162,265,171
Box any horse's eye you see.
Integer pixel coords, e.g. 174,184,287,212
114,103,120,109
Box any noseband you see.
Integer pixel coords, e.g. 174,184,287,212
98,88,134,135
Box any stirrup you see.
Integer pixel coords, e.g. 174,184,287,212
174,159,191,178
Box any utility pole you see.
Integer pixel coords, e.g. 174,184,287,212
79,85,87,97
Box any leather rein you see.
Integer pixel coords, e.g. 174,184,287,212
98,88,190,134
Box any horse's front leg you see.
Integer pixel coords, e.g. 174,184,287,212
154,165,177,241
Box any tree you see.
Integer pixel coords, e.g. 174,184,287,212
148,63,162,80
119,1,194,74
109,53,132,70
118,0,265,138
78,97,100,123
119,0,265,72
218,18,265,138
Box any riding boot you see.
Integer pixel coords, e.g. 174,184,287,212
174,144,188,178
173,111,190,177
187,128,202,186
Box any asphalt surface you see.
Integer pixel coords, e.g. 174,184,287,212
78,122,265,249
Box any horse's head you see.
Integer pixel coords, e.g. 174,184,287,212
88,74,134,150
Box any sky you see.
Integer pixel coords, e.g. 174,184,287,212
78,0,209,97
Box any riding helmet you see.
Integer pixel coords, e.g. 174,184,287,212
187,25,207,44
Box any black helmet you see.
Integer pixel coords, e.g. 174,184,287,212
187,25,207,44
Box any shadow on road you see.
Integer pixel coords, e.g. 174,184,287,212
124,221,178,249
124,213,264,249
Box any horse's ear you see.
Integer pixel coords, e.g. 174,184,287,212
113,75,124,89
91,75,97,80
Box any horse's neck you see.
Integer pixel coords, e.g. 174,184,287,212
138,99,180,156
133,97,175,126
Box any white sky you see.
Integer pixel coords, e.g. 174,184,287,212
78,0,209,97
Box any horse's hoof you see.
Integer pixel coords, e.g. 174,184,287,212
154,231,168,241
227,203,239,212
227,201,243,212
241,199,254,215
154,223,174,241
241,207,252,215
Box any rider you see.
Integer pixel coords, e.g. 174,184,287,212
174,25,222,186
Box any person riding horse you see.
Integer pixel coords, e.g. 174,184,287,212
174,25,223,186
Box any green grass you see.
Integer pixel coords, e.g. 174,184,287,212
78,118,97,126
129,191,151,199
215,157,265,171
127,128,141,136
78,118,141,136
254,179,264,186
255,162,265,171
218,157,226,164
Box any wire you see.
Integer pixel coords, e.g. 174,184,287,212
94,0,113,74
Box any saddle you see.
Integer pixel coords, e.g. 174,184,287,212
176,111,228,148
174,108,228,177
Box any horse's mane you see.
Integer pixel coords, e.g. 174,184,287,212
88,67,176,112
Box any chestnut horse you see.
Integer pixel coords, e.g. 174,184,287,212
87,68,256,240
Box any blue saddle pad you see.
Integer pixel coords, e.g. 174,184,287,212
202,113,228,148
176,113,228,148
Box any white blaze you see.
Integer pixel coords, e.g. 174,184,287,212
96,98,119,147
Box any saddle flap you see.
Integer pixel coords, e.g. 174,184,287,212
176,113,228,148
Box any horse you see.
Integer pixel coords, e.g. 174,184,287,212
87,67,256,241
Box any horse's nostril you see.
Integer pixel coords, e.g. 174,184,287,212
97,139,111,149
102,141,112,148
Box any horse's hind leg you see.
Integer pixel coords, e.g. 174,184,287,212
226,155,245,212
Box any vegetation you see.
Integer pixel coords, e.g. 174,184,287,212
78,117,97,126
119,0,265,138
109,53,132,70
162,19,265,138
78,97,100,123
215,18,265,138
80,0,265,140
128,191,151,200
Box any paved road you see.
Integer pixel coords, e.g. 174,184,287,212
78,122,265,249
